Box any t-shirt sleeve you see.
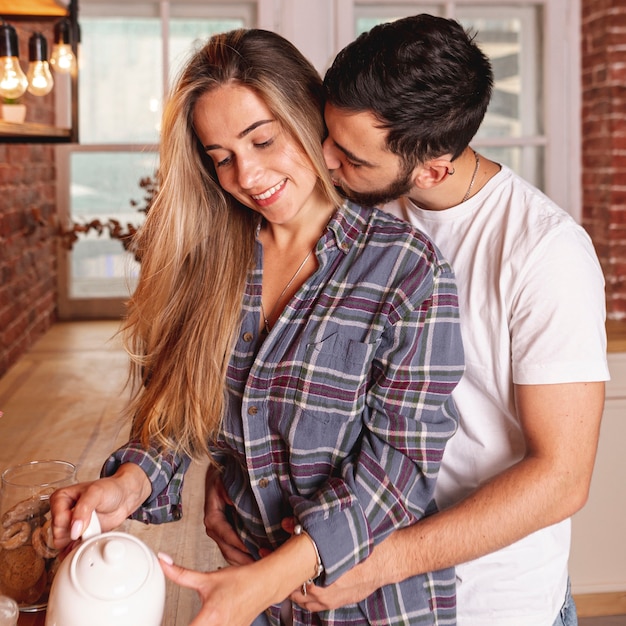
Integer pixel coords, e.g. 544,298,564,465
510,223,609,384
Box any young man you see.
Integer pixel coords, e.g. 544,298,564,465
316,13,606,626
204,14,608,626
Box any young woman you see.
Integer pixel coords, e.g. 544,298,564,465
50,28,464,626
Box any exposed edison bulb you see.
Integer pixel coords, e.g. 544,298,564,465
0,23,28,100
0,55,28,99
27,32,54,96
50,19,76,74
50,43,75,73
27,60,54,96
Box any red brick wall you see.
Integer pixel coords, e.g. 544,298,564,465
0,21,58,378
581,0,626,320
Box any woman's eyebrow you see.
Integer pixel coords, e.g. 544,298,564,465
204,119,274,151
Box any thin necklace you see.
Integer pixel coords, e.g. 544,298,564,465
462,150,481,203
261,248,313,334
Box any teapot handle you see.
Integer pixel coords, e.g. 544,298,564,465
82,511,102,539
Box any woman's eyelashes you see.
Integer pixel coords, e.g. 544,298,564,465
214,137,276,169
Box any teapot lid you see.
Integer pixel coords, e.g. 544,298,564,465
72,532,154,600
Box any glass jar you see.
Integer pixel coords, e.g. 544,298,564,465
0,460,77,612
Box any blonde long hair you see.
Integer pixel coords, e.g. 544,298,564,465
123,29,341,459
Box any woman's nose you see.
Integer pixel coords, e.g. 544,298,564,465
237,156,264,189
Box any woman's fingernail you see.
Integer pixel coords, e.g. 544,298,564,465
158,552,174,565
70,520,83,540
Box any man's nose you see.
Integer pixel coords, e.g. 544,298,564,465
322,137,341,170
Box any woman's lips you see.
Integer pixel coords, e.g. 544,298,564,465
251,178,287,202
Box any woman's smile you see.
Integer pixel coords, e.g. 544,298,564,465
250,178,288,205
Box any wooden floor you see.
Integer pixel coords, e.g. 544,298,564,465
0,321,226,626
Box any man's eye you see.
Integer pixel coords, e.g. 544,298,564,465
346,160,362,169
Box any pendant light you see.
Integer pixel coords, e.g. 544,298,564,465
0,21,28,100
50,18,76,74
27,32,54,96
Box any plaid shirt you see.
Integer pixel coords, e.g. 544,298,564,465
104,202,463,626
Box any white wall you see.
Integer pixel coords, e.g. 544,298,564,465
570,353,626,594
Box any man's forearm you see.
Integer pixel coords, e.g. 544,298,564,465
366,452,591,587
369,382,603,585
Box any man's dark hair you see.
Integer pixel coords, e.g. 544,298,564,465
324,14,494,165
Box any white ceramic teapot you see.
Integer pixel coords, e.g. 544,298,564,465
45,512,165,626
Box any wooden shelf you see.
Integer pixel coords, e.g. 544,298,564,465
0,0,67,17
0,120,73,142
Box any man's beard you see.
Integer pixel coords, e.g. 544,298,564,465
333,168,414,208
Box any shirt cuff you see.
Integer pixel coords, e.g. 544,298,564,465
101,440,191,524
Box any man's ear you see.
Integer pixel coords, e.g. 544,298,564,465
412,158,453,189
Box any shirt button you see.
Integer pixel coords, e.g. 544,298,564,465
248,406,258,415
243,332,254,342
258,477,270,488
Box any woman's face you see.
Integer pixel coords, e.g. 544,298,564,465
193,83,321,226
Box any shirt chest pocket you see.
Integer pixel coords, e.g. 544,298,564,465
293,333,375,423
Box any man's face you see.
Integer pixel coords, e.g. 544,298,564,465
322,103,415,207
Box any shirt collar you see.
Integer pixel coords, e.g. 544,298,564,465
325,201,368,255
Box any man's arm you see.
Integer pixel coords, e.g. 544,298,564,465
294,380,604,610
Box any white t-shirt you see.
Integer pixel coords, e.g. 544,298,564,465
385,165,609,626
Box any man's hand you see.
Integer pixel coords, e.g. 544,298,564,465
289,547,383,611
204,467,253,566
283,515,388,611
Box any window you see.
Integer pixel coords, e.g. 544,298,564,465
56,0,579,318
57,2,255,318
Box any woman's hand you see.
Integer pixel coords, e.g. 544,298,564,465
161,523,321,624
49,463,151,550
203,468,253,566
159,555,271,626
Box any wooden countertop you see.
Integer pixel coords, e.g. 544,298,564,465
0,321,226,626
